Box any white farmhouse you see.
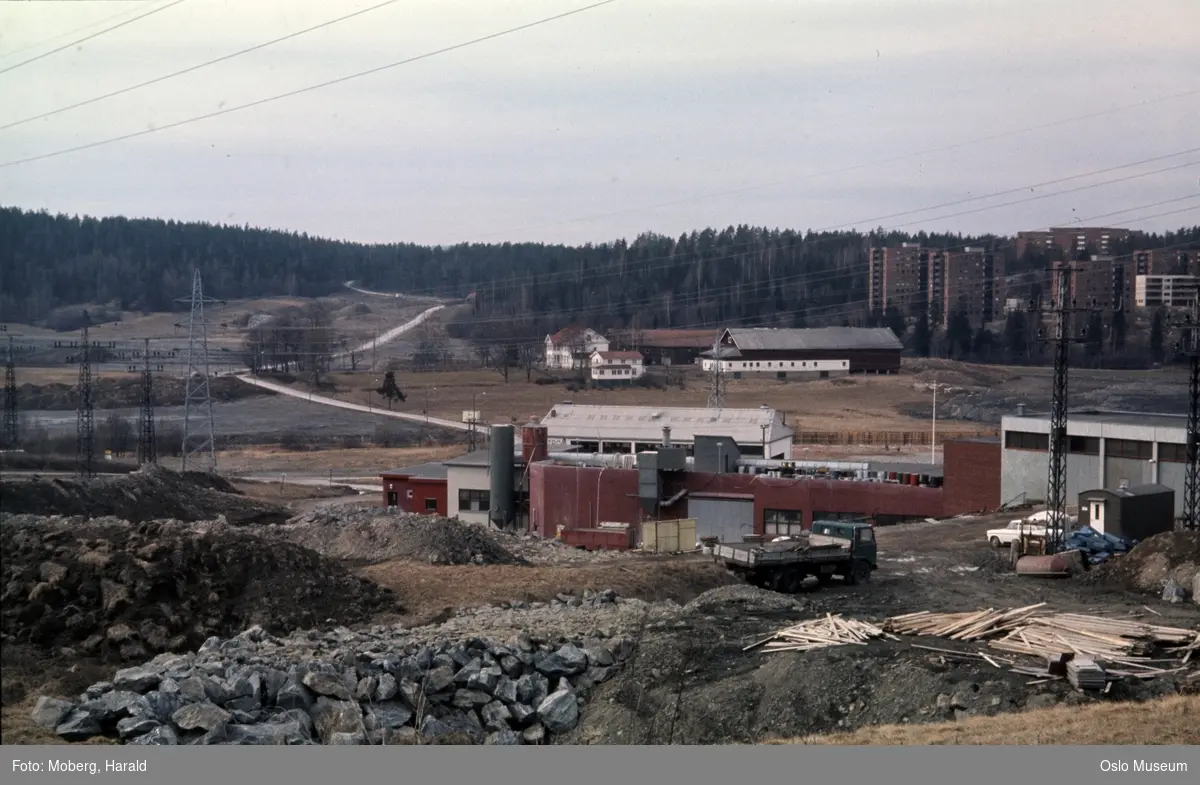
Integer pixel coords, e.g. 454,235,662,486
543,326,608,370
590,350,645,382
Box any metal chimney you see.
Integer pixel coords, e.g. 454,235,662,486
662,426,672,447
1016,404,1026,417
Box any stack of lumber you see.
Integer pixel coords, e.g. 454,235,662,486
747,614,892,653
882,603,1046,641
1066,658,1106,690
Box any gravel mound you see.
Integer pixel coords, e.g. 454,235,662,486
684,584,805,615
1,516,398,663
0,465,289,524
1090,531,1200,594
272,506,525,566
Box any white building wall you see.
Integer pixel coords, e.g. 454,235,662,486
446,465,491,525
701,358,849,373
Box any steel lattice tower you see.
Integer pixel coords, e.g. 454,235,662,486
707,334,725,410
3,336,17,449
178,270,218,472
1178,302,1199,530
138,337,157,465
76,312,95,480
1044,270,1071,553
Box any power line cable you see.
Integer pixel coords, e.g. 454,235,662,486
0,0,411,133
0,0,620,168
458,87,1200,241
0,0,188,77
0,0,164,62
319,153,1200,300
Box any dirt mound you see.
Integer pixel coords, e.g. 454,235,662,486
270,505,526,566
684,584,805,615
1090,531,1200,593
0,465,289,524
0,517,398,663
563,611,1191,744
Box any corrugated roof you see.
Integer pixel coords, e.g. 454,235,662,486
543,403,793,444
724,327,904,352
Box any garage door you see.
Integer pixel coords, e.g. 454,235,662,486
689,497,754,544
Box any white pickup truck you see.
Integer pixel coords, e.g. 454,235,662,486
986,520,1047,547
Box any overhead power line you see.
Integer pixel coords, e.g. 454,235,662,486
0,0,621,168
0,0,411,133
0,0,163,62
0,0,188,77
460,87,1200,242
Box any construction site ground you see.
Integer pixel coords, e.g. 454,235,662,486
4,469,1197,746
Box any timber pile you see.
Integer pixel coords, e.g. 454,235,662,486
883,603,1047,640
884,606,1200,681
1066,658,1106,690
747,614,892,653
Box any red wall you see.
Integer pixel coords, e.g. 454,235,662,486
941,439,1002,515
529,463,946,538
380,474,448,516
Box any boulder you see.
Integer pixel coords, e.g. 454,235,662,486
146,689,185,724
55,710,102,741
516,672,549,708
486,729,523,745
454,659,483,685
116,715,160,739
172,701,231,732
327,732,367,745
499,655,522,677
112,666,161,694
493,676,519,705
366,701,413,730
534,644,588,677
537,689,579,733
129,725,179,745
368,727,417,745
398,679,423,707
584,646,614,667
374,673,398,702
310,697,365,745
177,676,208,703
302,671,353,700
275,677,316,712
467,665,502,694
1162,579,1186,604
82,691,151,723
452,689,492,709
481,700,513,731
30,697,75,729
424,665,456,694
509,703,536,727
418,715,456,742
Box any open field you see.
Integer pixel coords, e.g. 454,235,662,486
772,694,1200,745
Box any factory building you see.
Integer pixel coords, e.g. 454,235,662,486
1000,410,1189,519
541,403,794,459
380,416,1008,547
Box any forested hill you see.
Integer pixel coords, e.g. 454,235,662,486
3,206,1195,342
0,206,984,333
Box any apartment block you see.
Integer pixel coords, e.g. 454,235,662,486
868,243,928,316
1052,255,1133,312
1016,227,1138,259
1135,275,1199,309
942,247,1004,328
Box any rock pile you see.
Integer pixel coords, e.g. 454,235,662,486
0,465,290,524
31,621,634,745
1,516,397,661
272,506,526,566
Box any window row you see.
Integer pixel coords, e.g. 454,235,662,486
458,489,490,511
1006,432,1186,462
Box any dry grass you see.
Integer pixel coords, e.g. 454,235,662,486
15,368,140,384
768,695,1200,745
283,369,993,434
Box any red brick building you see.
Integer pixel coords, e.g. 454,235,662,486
379,462,448,515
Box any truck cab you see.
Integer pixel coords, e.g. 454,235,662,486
809,520,877,569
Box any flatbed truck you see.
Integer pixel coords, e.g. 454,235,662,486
711,520,878,593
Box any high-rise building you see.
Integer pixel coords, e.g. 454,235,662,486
868,243,928,316
942,247,1004,328
1052,255,1133,312
1135,275,1199,309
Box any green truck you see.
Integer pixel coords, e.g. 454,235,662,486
711,521,878,593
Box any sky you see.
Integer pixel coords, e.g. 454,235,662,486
1,0,1198,246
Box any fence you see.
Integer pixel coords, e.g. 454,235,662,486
794,429,998,447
